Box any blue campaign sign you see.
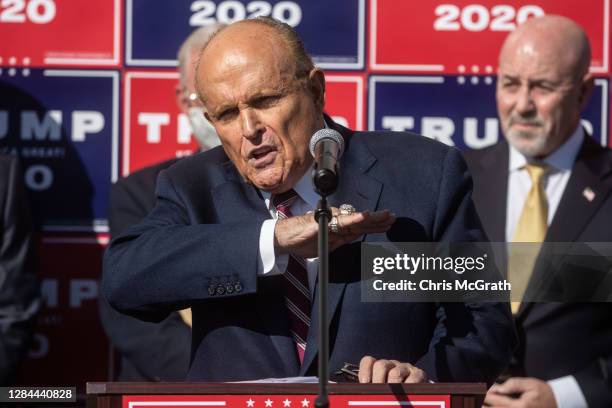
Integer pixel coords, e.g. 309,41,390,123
126,0,364,69
368,76,609,150
0,69,119,232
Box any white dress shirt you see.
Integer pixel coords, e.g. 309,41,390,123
506,125,588,408
258,169,320,296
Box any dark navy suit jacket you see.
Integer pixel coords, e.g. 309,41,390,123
103,123,515,383
99,157,191,381
465,137,612,407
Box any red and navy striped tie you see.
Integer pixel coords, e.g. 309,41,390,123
272,189,311,364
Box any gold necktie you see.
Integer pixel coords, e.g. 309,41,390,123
509,163,548,314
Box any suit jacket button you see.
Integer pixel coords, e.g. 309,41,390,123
234,282,242,293
226,283,234,294
208,285,216,296
216,284,226,295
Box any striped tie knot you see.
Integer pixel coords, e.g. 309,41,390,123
272,189,299,218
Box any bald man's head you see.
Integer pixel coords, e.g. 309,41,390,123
192,18,325,193
496,15,594,158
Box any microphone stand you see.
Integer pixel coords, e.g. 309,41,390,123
313,169,338,408
314,197,330,408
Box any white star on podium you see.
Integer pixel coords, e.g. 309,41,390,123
283,399,291,407
246,398,255,407
265,398,273,407
301,398,309,407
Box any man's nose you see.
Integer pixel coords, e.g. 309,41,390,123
515,86,535,115
240,108,264,140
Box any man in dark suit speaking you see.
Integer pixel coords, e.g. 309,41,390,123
465,16,612,407
103,17,515,383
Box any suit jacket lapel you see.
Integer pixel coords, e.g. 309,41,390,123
518,136,612,321
212,159,300,375
470,142,509,243
545,136,612,242
299,124,382,375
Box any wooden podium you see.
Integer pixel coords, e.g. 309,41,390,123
87,382,485,408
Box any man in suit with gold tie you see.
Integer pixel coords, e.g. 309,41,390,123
465,15,612,408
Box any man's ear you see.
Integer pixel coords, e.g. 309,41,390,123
578,73,595,111
175,83,188,114
308,68,326,112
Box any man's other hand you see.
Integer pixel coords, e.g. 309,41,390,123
484,377,556,408
358,356,428,383
274,209,395,259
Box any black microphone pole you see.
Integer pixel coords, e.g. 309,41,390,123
314,195,330,408
310,129,343,408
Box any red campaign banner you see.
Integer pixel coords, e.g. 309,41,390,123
325,75,365,131
370,0,609,74
123,394,451,408
17,235,110,387
123,71,365,176
123,71,199,176
0,0,121,67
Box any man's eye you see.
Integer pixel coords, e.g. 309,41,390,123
217,109,238,121
253,95,281,108
534,84,554,92
502,82,519,90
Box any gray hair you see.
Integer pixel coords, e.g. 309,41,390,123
177,23,226,86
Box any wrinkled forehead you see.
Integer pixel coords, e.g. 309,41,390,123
198,25,298,97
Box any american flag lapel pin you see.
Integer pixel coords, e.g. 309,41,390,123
582,187,596,202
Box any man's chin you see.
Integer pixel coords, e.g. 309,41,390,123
506,132,548,158
248,168,286,193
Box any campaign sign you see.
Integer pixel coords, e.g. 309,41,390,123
370,0,609,74
126,0,364,69
0,0,121,67
368,75,609,149
123,71,200,175
123,71,364,176
122,394,450,408
17,236,110,388
0,69,119,232
325,75,364,131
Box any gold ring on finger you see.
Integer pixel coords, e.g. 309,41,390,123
339,204,356,216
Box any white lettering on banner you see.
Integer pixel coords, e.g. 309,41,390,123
72,111,104,142
190,1,302,27
28,333,49,359
25,164,53,191
0,0,56,24
8,110,105,142
40,279,58,308
176,150,193,157
22,110,62,141
177,113,192,144
40,278,100,309
382,116,414,132
381,116,501,147
331,116,349,128
138,113,170,143
434,4,544,32
464,117,498,149
69,279,98,308
422,117,455,146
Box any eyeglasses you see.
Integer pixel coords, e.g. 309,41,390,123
332,362,359,382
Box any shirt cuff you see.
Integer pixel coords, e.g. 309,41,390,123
548,376,588,408
258,218,289,276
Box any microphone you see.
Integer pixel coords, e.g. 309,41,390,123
309,128,345,196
